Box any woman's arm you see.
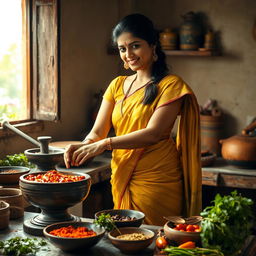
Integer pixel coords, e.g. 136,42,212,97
64,99,114,168
69,97,184,167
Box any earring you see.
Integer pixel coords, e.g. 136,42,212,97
123,62,129,70
153,53,158,62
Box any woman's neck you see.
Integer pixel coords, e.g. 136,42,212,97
135,70,152,84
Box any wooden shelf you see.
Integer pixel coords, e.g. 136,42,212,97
107,47,220,57
163,49,220,56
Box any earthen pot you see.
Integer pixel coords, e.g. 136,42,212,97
220,121,256,168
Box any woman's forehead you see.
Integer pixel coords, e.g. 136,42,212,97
117,32,144,46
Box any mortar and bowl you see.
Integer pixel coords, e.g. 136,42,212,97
2,120,64,171
20,170,92,236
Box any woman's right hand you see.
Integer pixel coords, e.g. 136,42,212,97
64,143,85,168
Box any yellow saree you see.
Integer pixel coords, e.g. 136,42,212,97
103,75,201,225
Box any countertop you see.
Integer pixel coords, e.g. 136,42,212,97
0,212,158,256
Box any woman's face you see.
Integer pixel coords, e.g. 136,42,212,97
117,32,154,72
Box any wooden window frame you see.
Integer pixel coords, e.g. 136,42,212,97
0,0,60,137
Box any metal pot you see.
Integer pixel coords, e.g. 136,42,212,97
219,120,256,168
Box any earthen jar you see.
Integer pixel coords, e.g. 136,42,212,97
200,115,223,156
219,120,256,167
0,200,10,229
0,188,24,219
160,28,177,50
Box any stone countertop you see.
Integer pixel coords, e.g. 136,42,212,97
0,212,158,256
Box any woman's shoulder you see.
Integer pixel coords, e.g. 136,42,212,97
160,74,185,84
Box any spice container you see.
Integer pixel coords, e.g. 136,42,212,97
160,28,177,50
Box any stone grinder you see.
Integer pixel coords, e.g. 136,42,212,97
2,120,64,171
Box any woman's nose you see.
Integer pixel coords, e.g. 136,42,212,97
126,48,134,58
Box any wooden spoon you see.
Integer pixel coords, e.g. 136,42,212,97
163,216,185,224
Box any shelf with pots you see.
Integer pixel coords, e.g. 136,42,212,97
162,49,220,56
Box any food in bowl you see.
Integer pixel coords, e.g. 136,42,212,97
164,221,201,245
95,209,145,228
108,227,155,254
43,221,105,251
49,225,97,238
24,170,85,183
0,166,30,184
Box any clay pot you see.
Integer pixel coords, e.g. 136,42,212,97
0,200,10,229
0,188,24,219
160,28,177,50
220,121,256,168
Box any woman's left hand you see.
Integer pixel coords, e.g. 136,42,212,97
71,140,106,166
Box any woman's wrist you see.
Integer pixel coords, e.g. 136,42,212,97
83,137,95,144
104,137,112,151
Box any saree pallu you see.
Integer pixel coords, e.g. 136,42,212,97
103,75,201,225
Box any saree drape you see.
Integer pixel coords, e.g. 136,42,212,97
103,75,201,225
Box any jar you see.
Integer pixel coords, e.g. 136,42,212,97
179,11,202,50
204,30,214,50
160,28,177,50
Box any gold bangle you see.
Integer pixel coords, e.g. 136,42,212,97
106,137,112,150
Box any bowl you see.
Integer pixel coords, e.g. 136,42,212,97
164,221,201,245
95,209,145,228
201,151,216,167
0,200,10,229
43,221,105,251
0,166,30,184
108,227,155,254
0,188,24,219
19,171,91,227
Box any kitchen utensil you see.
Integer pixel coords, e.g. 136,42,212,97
220,120,256,168
163,215,203,225
2,120,64,170
43,221,105,251
20,171,91,236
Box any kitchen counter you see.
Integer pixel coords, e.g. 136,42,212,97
0,212,158,256
1,212,255,256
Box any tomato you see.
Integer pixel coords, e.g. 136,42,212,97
156,236,168,249
194,228,201,232
186,224,195,232
176,224,187,230
193,225,200,230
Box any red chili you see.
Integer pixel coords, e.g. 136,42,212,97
25,170,85,183
49,225,97,238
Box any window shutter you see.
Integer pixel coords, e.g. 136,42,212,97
32,0,59,121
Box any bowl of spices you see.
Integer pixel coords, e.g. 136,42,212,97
108,227,155,254
0,166,30,184
95,209,145,228
43,221,105,251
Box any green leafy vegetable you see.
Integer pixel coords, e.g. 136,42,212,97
0,153,34,168
163,246,224,255
200,190,254,255
94,213,121,234
0,237,48,256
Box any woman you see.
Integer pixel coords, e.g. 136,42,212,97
64,14,202,225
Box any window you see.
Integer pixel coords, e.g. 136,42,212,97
0,0,59,125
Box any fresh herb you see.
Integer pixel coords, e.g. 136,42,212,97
0,153,34,168
200,190,254,255
163,246,224,255
0,237,48,256
94,213,121,234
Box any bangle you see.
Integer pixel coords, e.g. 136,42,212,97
106,137,112,150
84,138,94,143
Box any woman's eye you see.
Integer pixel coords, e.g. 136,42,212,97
119,47,126,53
132,44,140,49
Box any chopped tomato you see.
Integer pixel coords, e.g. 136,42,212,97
186,224,195,232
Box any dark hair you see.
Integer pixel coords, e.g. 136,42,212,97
112,13,169,104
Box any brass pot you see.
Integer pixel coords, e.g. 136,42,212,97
219,121,256,168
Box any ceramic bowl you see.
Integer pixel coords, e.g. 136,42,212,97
108,227,155,254
201,151,216,167
0,200,10,229
95,209,145,228
0,188,24,219
0,166,30,184
164,221,201,245
43,221,105,251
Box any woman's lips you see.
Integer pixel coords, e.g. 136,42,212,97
128,58,139,65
